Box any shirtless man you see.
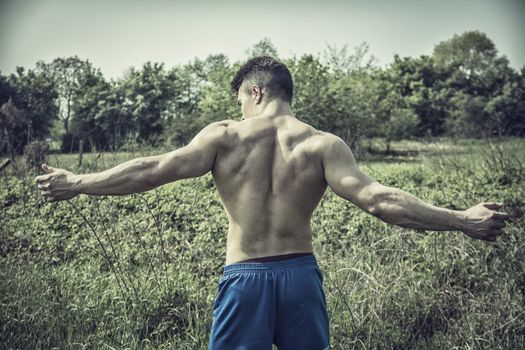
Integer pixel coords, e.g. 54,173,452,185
36,56,510,349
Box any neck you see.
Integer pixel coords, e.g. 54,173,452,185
251,99,294,119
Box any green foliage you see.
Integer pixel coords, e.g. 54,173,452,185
0,67,58,156
433,31,497,72
322,42,377,74
118,62,178,145
245,37,279,59
381,55,449,137
289,55,337,131
164,60,208,147
432,31,524,137
44,57,96,135
2,32,523,155
197,54,239,125
1,140,524,349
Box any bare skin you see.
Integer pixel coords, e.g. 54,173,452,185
36,83,510,264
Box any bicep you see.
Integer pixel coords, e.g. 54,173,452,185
322,137,381,212
150,124,222,186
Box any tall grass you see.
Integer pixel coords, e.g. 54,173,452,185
1,138,524,349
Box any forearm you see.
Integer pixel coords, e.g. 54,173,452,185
72,157,158,195
370,185,466,232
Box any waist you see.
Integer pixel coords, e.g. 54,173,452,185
223,253,317,276
225,231,314,265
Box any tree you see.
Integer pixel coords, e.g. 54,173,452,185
198,54,238,124
245,38,279,59
45,57,96,134
288,53,383,153
382,55,449,136
288,55,338,133
1,67,58,155
66,68,120,151
322,42,377,75
433,31,523,137
484,70,525,136
371,75,419,152
0,73,19,156
118,62,178,145
93,83,136,150
434,31,496,66
163,55,239,147
446,92,489,137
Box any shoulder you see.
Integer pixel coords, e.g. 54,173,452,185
197,119,238,137
204,119,238,132
304,131,356,169
292,118,341,145
209,119,238,127
308,130,347,155
287,119,348,156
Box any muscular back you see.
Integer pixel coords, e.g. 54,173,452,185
212,115,328,263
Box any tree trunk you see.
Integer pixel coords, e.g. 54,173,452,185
0,159,11,172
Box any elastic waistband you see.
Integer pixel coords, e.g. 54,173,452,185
223,254,318,276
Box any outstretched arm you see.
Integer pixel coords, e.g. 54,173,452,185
35,122,228,202
322,134,510,241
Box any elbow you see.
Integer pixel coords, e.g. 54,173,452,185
367,187,396,221
368,201,382,218
363,183,386,217
136,158,161,190
141,176,158,191
368,200,387,220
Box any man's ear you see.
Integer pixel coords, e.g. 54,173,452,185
251,85,262,104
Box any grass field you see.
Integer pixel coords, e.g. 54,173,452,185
1,138,524,349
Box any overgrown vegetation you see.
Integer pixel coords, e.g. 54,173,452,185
1,25,524,350
1,31,524,158
1,139,524,349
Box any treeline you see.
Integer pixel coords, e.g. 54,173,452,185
1,31,524,156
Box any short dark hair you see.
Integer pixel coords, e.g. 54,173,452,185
231,56,293,103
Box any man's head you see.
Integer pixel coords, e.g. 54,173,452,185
231,56,293,119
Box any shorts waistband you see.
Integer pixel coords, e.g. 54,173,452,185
223,254,318,276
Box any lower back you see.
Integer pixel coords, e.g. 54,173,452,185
212,116,327,263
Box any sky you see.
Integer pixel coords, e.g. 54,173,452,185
0,0,524,79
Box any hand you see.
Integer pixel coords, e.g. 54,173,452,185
462,202,510,242
35,164,79,202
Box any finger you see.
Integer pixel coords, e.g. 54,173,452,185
38,183,50,190
483,202,503,210
493,227,504,235
46,196,56,202
42,163,56,174
35,175,49,184
479,234,496,242
492,212,510,220
492,231,503,238
485,231,499,241
491,221,506,229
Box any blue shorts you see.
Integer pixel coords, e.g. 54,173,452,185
208,255,330,350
